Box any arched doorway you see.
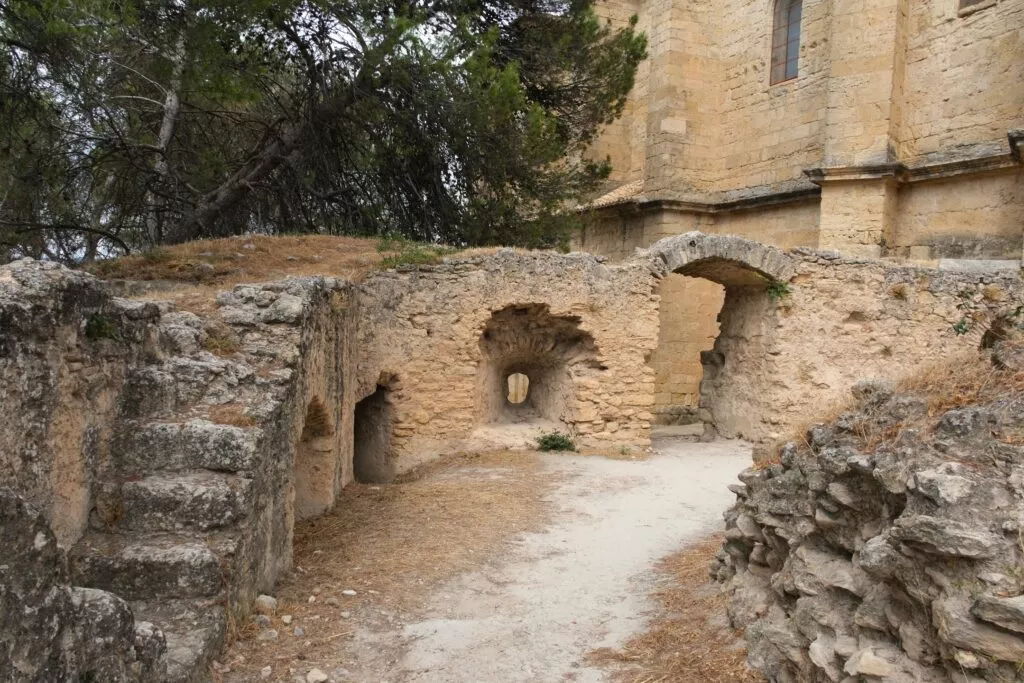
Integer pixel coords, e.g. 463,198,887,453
353,382,396,484
648,233,796,440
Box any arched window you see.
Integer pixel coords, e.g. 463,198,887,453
770,0,802,84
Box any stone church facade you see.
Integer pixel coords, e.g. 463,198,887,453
577,0,1024,419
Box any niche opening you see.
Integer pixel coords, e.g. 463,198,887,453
353,384,396,484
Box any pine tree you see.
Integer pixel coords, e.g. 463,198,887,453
0,0,645,261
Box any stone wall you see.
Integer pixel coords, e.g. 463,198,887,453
1,487,164,682
646,233,1024,451
892,170,1024,262
901,0,1024,165
0,259,358,681
0,260,162,547
356,249,660,471
586,0,1024,262
713,355,1024,682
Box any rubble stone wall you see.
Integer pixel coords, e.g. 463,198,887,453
713,366,1024,682
356,249,660,471
0,260,161,547
646,234,1024,452
731,251,1024,448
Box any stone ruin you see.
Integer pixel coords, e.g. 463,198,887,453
715,360,1024,682
1,232,1022,681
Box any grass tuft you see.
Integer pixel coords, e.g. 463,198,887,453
536,431,576,451
376,235,460,269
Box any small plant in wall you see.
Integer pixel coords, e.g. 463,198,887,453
536,431,576,452
84,313,117,340
767,280,792,301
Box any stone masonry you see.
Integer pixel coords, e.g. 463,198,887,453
713,351,1024,682
1,232,1021,681
582,0,1024,422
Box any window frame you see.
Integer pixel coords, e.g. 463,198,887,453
770,0,803,86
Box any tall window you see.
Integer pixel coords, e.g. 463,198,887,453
771,0,802,84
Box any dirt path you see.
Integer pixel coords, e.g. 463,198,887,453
223,436,750,682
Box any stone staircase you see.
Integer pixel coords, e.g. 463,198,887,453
66,300,296,682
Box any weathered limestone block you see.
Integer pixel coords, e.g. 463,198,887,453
890,515,1002,559
0,488,164,682
971,596,1024,635
933,597,1024,663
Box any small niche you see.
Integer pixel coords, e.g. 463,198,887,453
506,373,530,404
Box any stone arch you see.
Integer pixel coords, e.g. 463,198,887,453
644,233,795,439
295,395,335,521
353,376,396,484
476,304,603,426
647,232,796,287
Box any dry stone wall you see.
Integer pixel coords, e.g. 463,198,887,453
713,353,1024,682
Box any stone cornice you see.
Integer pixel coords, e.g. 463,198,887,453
1009,129,1023,163
806,138,1024,186
593,186,821,216
590,135,1023,217
803,163,903,184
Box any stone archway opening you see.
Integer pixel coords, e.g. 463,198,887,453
478,304,603,427
649,274,725,428
295,396,335,520
648,233,795,440
353,382,396,484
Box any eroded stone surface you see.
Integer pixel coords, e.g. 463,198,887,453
3,239,1023,682
715,363,1024,682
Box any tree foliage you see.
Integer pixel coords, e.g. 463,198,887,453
0,0,645,262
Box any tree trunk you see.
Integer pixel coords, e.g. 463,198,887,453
146,9,187,245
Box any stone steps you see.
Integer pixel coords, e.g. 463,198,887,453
120,356,256,420
93,471,253,533
131,598,228,683
112,419,259,474
69,531,239,601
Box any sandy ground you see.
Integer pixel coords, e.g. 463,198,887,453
395,437,750,682
224,434,750,682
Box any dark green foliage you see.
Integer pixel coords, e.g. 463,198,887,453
0,0,646,263
767,280,792,301
84,313,116,340
536,431,575,451
377,235,460,269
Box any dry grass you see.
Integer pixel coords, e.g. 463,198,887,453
85,234,514,314
203,403,256,427
760,344,1024,466
88,235,384,314
589,536,763,683
897,348,1024,416
888,282,910,299
222,449,556,681
89,235,386,285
